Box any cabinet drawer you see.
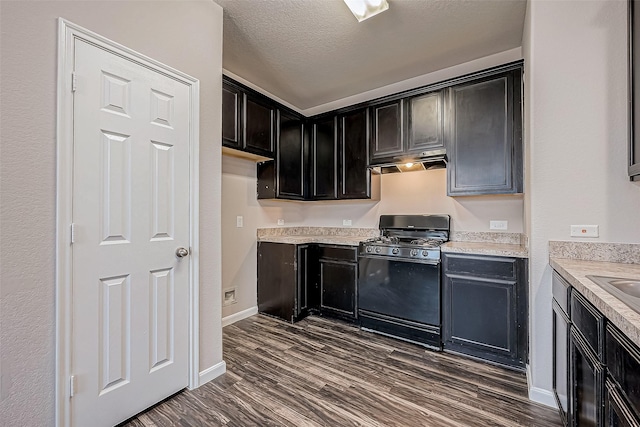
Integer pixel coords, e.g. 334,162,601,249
571,291,605,360
552,270,571,316
318,245,357,262
606,324,640,419
443,254,516,280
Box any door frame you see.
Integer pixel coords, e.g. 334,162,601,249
55,19,201,427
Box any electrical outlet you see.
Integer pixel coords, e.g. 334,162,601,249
343,219,352,226
570,225,599,237
236,216,243,228
277,219,285,226
490,220,508,230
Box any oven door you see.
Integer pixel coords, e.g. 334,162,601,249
358,255,440,326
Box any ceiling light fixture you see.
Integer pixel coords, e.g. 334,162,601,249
343,0,389,22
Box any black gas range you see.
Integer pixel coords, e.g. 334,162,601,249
358,214,450,349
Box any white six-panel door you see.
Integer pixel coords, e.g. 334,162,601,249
71,38,191,427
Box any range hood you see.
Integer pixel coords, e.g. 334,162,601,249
370,148,447,174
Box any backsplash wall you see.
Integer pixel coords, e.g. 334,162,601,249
221,155,524,319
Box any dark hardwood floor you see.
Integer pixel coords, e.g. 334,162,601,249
123,315,561,426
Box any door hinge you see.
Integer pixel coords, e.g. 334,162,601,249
69,375,76,398
70,223,76,244
71,72,77,92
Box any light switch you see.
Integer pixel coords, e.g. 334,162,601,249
236,216,243,228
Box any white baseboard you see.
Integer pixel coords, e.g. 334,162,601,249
198,361,226,387
222,305,258,327
526,364,558,408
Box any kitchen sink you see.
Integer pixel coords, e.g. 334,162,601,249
587,275,640,314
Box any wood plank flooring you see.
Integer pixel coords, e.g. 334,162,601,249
122,315,561,426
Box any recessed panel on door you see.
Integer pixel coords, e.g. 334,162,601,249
101,131,132,245
98,274,131,394
150,89,174,129
101,71,131,117
150,268,174,372
150,141,175,241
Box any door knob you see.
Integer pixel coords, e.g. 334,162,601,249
175,247,189,258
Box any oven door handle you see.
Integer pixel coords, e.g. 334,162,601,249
358,254,440,266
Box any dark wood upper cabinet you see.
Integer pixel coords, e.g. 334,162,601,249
222,82,243,149
447,70,523,196
370,99,404,162
276,110,306,200
244,94,276,157
630,0,640,180
311,116,338,200
339,108,371,199
222,77,275,158
406,90,445,153
370,90,445,166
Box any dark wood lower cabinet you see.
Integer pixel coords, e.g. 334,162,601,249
442,253,527,369
554,268,640,427
605,379,640,426
571,328,604,427
553,299,571,427
319,258,357,321
257,242,357,323
257,242,298,322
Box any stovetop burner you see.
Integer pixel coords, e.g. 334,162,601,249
360,214,450,262
409,238,444,248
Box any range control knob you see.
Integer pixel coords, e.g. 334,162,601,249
422,250,429,256
366,246,373,253
392,248,400,255
410,249,418,256
375,246,382,254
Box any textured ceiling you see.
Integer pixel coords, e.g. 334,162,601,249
213,0,526,110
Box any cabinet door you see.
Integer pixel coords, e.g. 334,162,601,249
339,108,371,199
222,82,243,149
406,90,444,153
320,259,357,320
244,94,275,156
606,323,640,418
256,160,276,200
296,245,310,318
257,242,296,322
277,110,306,199
447,70,523,195
553,300,571,427
605,379,640,427
370,99,404,162
311,116,337,200
443,273,520,365
571,329,603,427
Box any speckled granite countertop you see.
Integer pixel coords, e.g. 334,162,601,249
550,257,640,348
442,231,528,258
257,235,368,246
257,227,379,246
441,241,528,258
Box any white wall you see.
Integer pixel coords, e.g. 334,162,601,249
222,155,524,319
524,0,640,405
0,1,223,424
